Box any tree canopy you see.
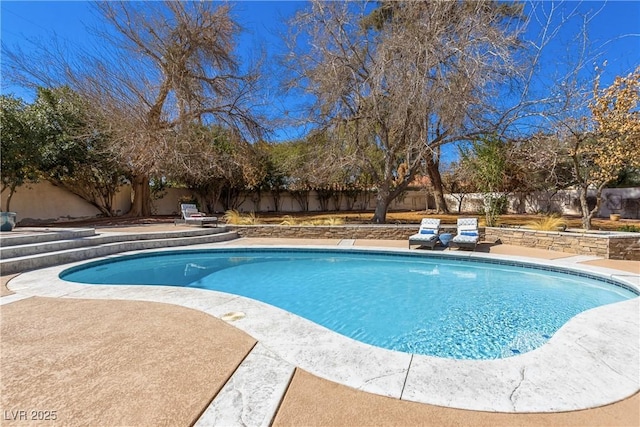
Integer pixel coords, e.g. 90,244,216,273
4,1,266,216
285,0,525,222
0,95,39,211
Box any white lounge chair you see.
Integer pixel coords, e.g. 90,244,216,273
451,217,479,250
176,203,218,227
408,218,441,249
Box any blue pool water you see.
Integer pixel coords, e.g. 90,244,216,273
60,249,638,360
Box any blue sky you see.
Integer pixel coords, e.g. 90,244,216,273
1,1,308,139
0,1,305,95
1,1,639,147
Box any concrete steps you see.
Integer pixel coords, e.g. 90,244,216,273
0,228,97,247
0,226,238,275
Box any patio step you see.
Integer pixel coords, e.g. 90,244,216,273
0,227,228,259
0,228,97,247
0,227,239,275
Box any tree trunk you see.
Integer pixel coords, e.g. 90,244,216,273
271,190,281,212
4,185,16,212
425,154,449,213
372,198,389,223
516,192,526,214
371,184,391,224
128,175,152,217
457,194,465,213
252,190,261,212
578,184,592,230
581,183,607,231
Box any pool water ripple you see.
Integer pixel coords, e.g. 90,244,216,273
61,249,638,360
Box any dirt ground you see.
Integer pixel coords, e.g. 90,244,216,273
22,211,640,231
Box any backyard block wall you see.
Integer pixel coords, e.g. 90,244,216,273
5,181,640,223
0,181,132,223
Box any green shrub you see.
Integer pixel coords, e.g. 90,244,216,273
484,194,508,227
617,225,640,233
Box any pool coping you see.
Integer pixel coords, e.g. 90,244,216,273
6,244,640,413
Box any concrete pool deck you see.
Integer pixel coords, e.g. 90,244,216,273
1,230,639,426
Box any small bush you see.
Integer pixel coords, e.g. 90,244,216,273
484,195,508,227
617,225,640,233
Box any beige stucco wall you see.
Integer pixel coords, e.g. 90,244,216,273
444,188,640,218
1,181,131,223
3,181,639,222
152,188,194,215
234,190,425,213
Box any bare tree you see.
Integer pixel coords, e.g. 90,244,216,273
441,163,477,214
286,1,525,222
518,2,639,229
564,67,640,230
163,124,260,214
4,1,265,216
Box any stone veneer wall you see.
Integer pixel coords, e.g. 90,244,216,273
484,227,640,261
228,224,476,243
228,224,639,260
228,224,424,241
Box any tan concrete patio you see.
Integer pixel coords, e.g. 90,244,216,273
1,230,639,426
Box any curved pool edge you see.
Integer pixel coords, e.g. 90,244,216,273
6,244,640,413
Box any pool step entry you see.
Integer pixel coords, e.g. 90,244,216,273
0,226,238,275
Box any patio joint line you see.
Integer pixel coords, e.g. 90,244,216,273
189,341,258,427
399,354,414,400
0,293,32,305
268,367,298,427
194,342,295,427
338,239,356,246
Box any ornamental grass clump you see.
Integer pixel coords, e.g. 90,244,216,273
240,212,259,225
323,217,344,225
280,216,344,226
280,215,299,226
526,215,567,231
223,210,242,224
224,210,259,225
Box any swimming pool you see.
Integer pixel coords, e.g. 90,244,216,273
60,249,638,360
